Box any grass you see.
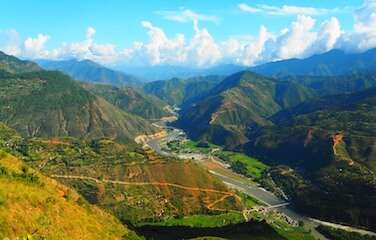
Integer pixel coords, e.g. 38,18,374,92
0,151,140,240
142,212,245,228
218,151,268,180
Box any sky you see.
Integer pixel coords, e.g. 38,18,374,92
0,0,375,67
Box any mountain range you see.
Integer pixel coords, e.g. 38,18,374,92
0,52,155,142
37,59,141,87
176,71,316,148
251,48,376,77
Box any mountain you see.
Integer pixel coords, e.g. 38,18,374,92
0,70,154,141
0,51,41,73
246,88,376,230
0,53,155,142
37,59,141,87
118,64,245,82
82,83,170,120
143,75,224,106
283,71,376,96
252,48,376,77
0,149,140,239
176,71,316,149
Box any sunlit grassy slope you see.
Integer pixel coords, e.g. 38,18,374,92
0,151,141,240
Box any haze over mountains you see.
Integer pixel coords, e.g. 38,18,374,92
37,48,376,83
37,59,141,86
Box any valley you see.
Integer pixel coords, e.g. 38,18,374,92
136,111,376,239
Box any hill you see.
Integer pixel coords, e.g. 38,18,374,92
0,150,140,240
246,88,376,230
37,59,141,87
252,48,376,77
0,51,41,73
283,71,376,96
0,123,245,225
0,69,154,142
143,75,224,106
83,83,170,120
176,71,315,149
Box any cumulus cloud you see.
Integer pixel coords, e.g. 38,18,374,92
136,21,186,65
338,0,376,51
305,17,342,55
1,1,376,67
239,3,331,16
157,9,219,24
274,15,317,59
23,34,50,58
186,21,221,66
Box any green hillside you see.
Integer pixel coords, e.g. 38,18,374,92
0,51,41,73
0,69,154,142
246,88,376,230
0,123,244,225
177,71,315,149
143,75,223,106
83,83,170,120
0,150,140,240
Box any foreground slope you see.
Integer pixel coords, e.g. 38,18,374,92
0,151,140,240
246,88,376,230
0,123,244,224
177,71,315,149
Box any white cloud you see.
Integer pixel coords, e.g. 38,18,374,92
157,9,219,24
137,21,186,65
274,15,317,59
338,0,376,51
1,1,376,68
305,17,342,55
238,3,261,14
239,3,331,16
0,29,21,56
23,34,50,58
186,21,221,66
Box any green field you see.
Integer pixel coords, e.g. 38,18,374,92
142,212,245,228
218,151,268,180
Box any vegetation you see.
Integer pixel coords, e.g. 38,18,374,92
0,54,155,141
0,51,41,73
316,225,376,240
219,152,268,180
176,71,315,150
143,75,223,106
142,213,245,228
247,87,376,230
0,124,244,225
83,83,169,119
0,151,141,240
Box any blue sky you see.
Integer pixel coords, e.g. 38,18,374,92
0,0,374,67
